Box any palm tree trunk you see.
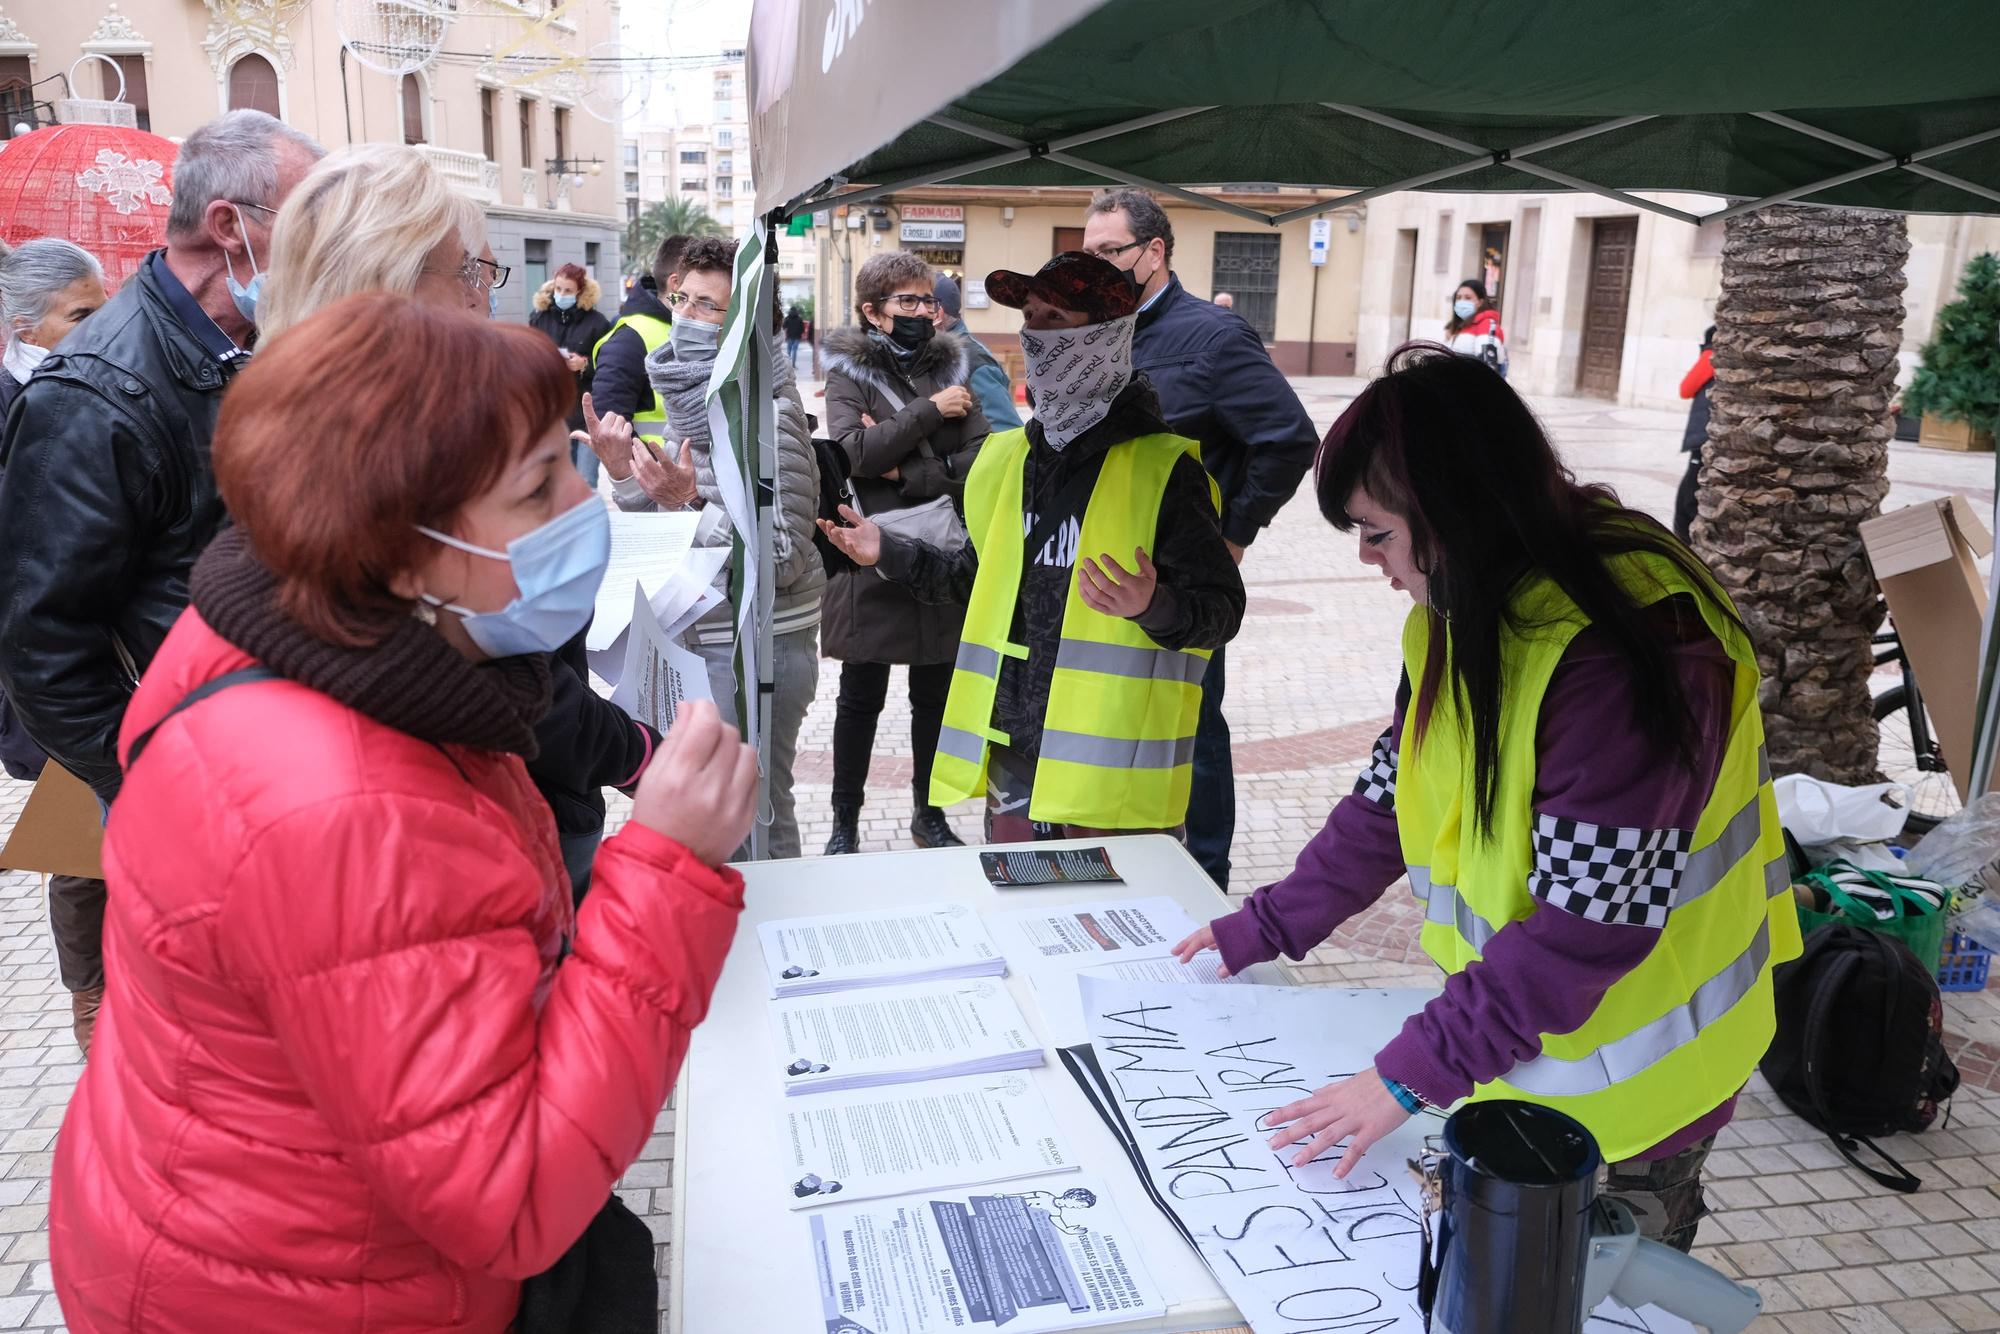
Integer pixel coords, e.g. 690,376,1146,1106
1693,205,1908,783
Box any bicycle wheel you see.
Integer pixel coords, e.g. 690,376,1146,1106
1874,685,1961,835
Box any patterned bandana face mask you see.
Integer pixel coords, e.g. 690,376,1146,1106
1019,314,1135,451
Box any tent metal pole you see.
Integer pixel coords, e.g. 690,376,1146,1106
1707,158,1905,221
1266,160,1492,224
1748,112,2000,210
1042,151,1280,223
925,114,1027,150
1046,106,1217,153
1508,162,1706,224
800,145,1034,213
1320,101,1485,155
1507,114,1658,157
1904,164,2000,208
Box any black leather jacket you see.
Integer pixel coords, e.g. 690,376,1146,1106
0,252,238,802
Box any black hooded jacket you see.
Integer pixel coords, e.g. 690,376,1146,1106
876,377,1244,762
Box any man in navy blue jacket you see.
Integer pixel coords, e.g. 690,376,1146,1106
1082,189,1318,889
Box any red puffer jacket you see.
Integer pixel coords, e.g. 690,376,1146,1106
51,612,744,1332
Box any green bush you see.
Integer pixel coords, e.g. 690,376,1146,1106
1905,252,2000,435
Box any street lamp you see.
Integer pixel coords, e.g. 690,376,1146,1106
544,156,604,189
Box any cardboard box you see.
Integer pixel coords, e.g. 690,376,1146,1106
1860,494,1994,801
1918,413,1996,453
0,763,104,880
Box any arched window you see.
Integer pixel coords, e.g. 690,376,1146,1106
400,72,426,145
227,53,279,116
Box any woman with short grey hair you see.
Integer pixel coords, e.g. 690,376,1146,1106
0,238,106,417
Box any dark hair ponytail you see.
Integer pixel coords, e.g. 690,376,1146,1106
1316,343,1742,837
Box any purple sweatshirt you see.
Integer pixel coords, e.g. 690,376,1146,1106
1212,599,1738,1161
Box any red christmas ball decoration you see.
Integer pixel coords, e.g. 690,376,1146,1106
0,123,178,292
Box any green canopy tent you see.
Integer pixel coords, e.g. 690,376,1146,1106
715,0,2000,857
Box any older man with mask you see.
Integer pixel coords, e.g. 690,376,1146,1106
1081,188,1317,891
0,110,322,1054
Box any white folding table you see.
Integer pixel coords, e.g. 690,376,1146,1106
669,834,1291,1334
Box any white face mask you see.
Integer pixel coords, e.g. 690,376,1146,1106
1019,314,1136,451
3,338,48,385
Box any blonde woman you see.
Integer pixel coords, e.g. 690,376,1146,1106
258,140,649,904
255,143,498,340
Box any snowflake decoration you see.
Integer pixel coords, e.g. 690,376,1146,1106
75,149,172,217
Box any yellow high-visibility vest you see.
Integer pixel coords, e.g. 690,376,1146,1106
1395,549,1801,1161
931,427,1217,829
591,312,671,442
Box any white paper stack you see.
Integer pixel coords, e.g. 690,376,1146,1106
768,979,1045,1096
758,903,1005,998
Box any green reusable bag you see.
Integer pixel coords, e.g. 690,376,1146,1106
1795,861,1951,974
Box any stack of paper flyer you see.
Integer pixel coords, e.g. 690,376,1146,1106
777,1073,1077,1209
769,979,1045,1095
757,903,1005,998
805,1175,1164,1334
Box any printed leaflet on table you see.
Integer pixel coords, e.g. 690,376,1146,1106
1072,975,1699,1334
807,1175,1163,1334
768,979,1044,1096
758,902,1005,998
779,1072,1077,1210
989,897,1239,1044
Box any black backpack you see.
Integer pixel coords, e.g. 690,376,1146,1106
808,435,860,577
1760,923,1960,1193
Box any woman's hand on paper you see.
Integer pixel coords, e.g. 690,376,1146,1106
631,699,757,867
1261,1067,1411,1178
1170,925,1230,979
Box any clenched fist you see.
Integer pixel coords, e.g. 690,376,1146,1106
630,699,758,867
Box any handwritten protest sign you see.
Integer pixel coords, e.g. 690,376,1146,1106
1075,977,1697,1334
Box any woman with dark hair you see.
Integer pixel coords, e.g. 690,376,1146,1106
1444,277,1507,376
1175,345,1798,1253
51,296,757,1330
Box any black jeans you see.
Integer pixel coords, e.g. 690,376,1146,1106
1184,645,1235,889
1674,450,1702,544
832,661,952,809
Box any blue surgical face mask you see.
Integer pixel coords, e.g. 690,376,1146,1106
415,497,610,657
1453,298,1477,320
488,284,502,320
553,292,578,311
225,204,265,325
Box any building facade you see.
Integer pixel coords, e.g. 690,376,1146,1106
1353,190,2000,409
1,0,624,319
806,186,1367,375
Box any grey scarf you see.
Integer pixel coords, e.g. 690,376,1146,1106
645,344,717,497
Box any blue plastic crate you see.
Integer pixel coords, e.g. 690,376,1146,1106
1938,931,1994,993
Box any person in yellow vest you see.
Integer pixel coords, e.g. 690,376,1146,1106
816,253,1245,839
1174,344,1800,1253
575,233,687,480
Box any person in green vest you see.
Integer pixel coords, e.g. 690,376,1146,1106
576,233,686,479
1173,344,1801,1252
816,252,1245,839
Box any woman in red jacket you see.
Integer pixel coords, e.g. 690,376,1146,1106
51,296,757,1332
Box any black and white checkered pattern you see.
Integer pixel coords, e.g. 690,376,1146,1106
1352,728,1397,807
1527,813,1691,928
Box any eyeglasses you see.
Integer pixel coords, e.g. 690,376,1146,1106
464,257,510,291
1083,239,1147,263
877,293,940,313
667,291,729,320
230,200,280,219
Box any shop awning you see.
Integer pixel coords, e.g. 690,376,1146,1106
751,0,2000,226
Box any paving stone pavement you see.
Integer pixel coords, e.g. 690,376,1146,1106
2,379,1997,1332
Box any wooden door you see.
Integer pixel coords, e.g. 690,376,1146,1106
1576,217,1637,398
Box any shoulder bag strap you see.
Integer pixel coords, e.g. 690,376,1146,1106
123,666,284,771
